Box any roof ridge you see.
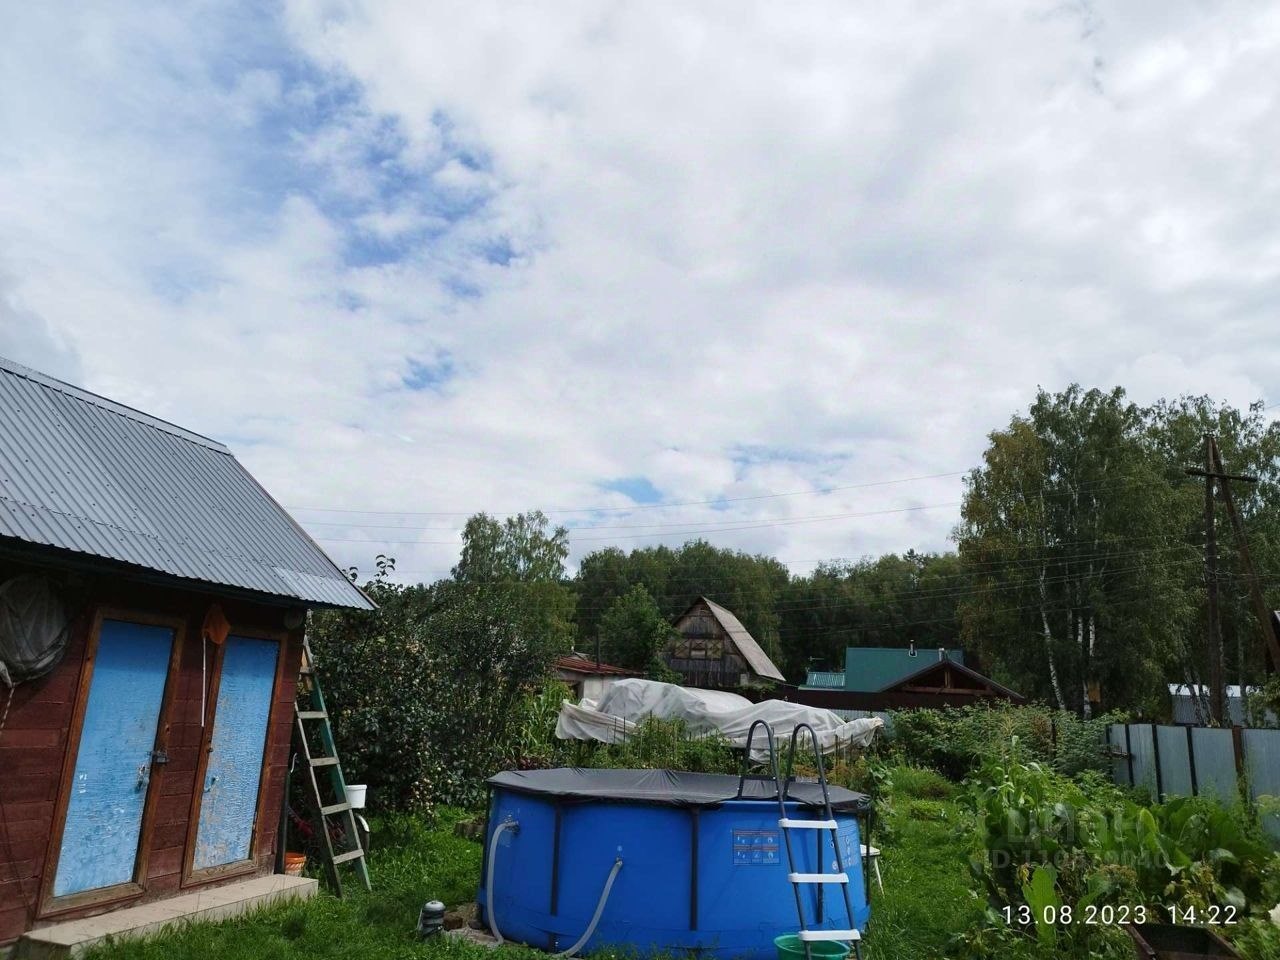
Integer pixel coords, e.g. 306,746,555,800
0,354,229,452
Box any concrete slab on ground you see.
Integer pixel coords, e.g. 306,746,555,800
445,926,502,949
15,875,318,960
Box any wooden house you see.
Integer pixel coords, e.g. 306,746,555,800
666,597,784,689
0,357,373,951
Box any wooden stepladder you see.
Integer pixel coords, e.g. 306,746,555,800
294,637,371,895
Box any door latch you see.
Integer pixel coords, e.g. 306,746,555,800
152,749,170,765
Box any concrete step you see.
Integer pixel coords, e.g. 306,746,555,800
16,875,318,959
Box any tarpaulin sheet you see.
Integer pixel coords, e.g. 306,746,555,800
488,767,870,812
555,678,884,759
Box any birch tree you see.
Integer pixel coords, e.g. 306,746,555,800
957,386,1189,714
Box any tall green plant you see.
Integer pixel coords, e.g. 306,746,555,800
309,579,557,810
967,749,1274,954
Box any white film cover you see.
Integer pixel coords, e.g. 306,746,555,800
555,677,882,758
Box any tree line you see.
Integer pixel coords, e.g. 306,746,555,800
320,385,1280,726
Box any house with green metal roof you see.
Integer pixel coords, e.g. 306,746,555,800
802,646,966,692
792,643,1023,710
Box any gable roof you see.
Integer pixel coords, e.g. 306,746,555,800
843,646,965,692
0,356,373,610
883,657,1023,701
679,596,785,682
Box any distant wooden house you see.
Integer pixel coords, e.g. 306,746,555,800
0,357,372,952
666,597,784,689
553,653,636,701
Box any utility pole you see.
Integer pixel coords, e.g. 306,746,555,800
1185,434,1280,724
1186,434,1225,724
1209,442,1280,670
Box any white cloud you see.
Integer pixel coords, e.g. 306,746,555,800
2,1,1280,586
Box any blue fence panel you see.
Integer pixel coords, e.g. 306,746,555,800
1155,725,1193,798
1190,727,1238,806
1108,724,1130,786
1242,729,1280,841
1127,724,1157,794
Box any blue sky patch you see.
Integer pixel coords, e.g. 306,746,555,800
403,354,456,392
179,6,513,292
600,476,664,504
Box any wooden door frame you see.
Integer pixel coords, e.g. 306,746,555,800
182,626,287,887
38,607,187,919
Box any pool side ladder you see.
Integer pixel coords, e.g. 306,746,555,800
738,721,862,960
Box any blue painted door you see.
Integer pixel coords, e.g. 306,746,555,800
54,619,175,897
193,635,279,870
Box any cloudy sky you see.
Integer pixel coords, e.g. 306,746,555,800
3,1,1280,583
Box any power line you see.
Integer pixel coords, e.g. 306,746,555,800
310,501,962,544
361,546,1204,626
308,470,1186,546
350,530,1208,585
297,468,1172,530
566,548,1204,621
287,470,968,519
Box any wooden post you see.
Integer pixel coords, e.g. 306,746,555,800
1185,725,1198,797
1124,724,1135,787
1151,723,1164,800
1209,442,1280,670
1204,436,1226,725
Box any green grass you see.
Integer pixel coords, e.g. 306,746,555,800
83,809,546,960
880,765,957,802
862,770,980,960
79,771,1001,960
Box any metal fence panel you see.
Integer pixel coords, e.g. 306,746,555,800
1108,724,1130,786
1242,729,1280,841
1127,724,1157,794
1190,727,1238,806
1155,725,1192,798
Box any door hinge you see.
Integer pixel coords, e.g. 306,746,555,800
152,749,170,765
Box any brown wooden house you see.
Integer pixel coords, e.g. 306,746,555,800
666,597,785,689
0,356,373,951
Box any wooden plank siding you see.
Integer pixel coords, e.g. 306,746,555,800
0,557,304,947
666,597,785,689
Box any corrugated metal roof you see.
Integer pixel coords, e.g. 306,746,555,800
554,654,635,677
803,670,846,689
0,356,373,610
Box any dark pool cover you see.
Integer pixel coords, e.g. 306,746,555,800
488,768,870,812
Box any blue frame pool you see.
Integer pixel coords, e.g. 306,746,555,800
477,769,871,960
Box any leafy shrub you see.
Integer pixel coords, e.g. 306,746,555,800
309,580,558,810
889,765,957,800
966,745,1275,955
571,717,738,774
888,703,1124,780
508,679,574,769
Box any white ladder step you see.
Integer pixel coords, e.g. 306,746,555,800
779,818,838,829
798,930,861,942
789,872,848,884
